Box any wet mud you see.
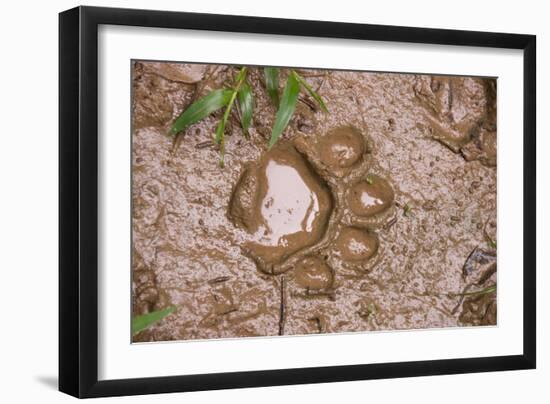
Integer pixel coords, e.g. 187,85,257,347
131,61,497,342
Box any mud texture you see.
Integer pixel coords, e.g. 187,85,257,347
131,61,497,342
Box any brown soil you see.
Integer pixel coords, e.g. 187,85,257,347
131,61,497,342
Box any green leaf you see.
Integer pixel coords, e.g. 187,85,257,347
292,70,329,112
264,67,280,106
132,306,176,336
238,81,254,136
269,72,300,149
235,66,248,84
214,67,249,168
215,115,226,144
215,118,227,168
168,89,233,136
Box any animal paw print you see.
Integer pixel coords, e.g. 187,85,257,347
228,124,395,291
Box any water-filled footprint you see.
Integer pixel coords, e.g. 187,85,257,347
347,175,394,217
334,226,379,262
229,123,396,280
293,256,334,290
228,143,333,274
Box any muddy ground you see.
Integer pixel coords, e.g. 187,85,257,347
131,61,497,342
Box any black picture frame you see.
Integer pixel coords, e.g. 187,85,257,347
59,5,536,398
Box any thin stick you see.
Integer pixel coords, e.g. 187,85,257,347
451,284,472,315
298,96,317,112
306,288,336,301
292,288,336,301
218,307,238,316
308,317,322,333
207,276,230,285
191,65,219,103
384,216,398,230
195,140,215,149
278,276,286,336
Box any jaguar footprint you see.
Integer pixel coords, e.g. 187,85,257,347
228,125,395,284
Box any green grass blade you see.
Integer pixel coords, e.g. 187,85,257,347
215,115,226,144
264,67,280,106
292,70,328,112
214,67,248,168
215,90,239,168
459,285,496,297
238,81,254,136
132,306,176,336
269,72,300,149
168,89,233,136
215,119,226,168
235,66,248,84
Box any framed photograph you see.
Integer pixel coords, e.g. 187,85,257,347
59,6,536,398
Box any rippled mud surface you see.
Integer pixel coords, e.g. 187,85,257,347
132,61,497,342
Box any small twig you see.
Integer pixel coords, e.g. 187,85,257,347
384,216,398,230
308,317,323,333
458,284,496,297
191,65,219,103
450,284,496,315
316,73,328,93
217,307,238,316
307,288,336,300
195,140,215,149
293,288,336,301
208,276,230,285
278,276,286,336
298,96,317,112
451,284,473,315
